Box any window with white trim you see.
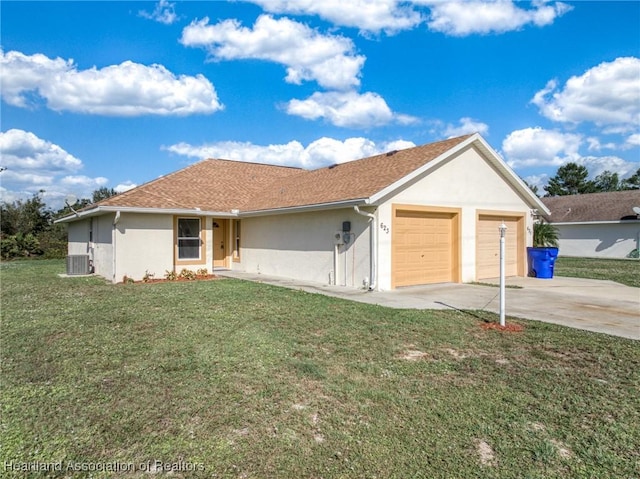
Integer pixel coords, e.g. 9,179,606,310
177,218,201,260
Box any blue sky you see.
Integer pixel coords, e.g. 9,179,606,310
1,1,639,208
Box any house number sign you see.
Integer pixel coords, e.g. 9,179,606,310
380,223,390,234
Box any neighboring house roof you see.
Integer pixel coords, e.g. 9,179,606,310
57,133,548,222
542,190,640,223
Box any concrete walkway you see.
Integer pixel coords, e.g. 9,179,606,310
218,271,640,340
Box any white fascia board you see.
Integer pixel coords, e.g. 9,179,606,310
473,135,551,216
240,199,367,217
54,205,237,223
552,220,640,226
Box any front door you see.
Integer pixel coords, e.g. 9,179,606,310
213,219,227,269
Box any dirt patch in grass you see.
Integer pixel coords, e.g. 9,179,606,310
398,349,430,361
475,439,496,466
444,348,470,360
480,322,524,333
550,439,573,459
527,422,546,432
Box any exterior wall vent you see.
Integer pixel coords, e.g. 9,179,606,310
66,255,90,275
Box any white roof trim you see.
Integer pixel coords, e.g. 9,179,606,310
55,205,237,223
368,133,550,215
241,199,366,217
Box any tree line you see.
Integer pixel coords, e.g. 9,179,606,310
526,164,640,197
0,187,116,260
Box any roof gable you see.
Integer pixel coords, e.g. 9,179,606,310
244,134,474,211
543,190,640,223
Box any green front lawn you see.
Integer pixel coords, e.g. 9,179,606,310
2,260,639,478
555,256,640,287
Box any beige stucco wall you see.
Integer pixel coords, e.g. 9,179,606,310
93,214,114,280
377,145,534,290
556,222,640,258
114,213,174,282
236,208,372,288
68,213,218,283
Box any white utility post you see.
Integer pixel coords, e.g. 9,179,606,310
498,222,507,327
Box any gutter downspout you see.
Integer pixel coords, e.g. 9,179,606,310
354,206,377,291
113,211,121,283
334,243,339,285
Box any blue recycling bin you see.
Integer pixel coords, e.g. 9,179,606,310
527,247,559,279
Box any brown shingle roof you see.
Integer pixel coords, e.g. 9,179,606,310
246,134,473,211
98,159,302,211
542,190,640,222
95,134,473,212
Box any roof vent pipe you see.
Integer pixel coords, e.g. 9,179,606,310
353,205,377,291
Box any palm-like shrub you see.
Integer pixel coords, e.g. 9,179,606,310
533,221,559,248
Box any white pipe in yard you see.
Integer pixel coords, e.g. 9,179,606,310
499,222,507,327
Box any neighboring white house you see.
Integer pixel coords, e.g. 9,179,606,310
56,133,548,290
542,191,640,259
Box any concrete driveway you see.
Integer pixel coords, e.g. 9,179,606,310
218,271,639,340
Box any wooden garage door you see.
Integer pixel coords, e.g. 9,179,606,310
393,208,459,287
476,215,522,280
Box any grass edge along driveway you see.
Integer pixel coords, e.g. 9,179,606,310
2,260,639,478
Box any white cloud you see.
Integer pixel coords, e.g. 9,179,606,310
0,50,222,116
423,0,572,36
522,173,548,193
180,15,365,90
625,134,640,148
586,137,616,152
502,127,582,168
164,136,416,169
245,1,570,36
139,0,179,25
532,57,640,127
0,129,115,207
442,117,489,137
502,127,639,181
60,175,109,188
285,90,417,128
114,181,137,193
576,156,639,180
1,170,54,186
0,186,22,204
0,129,82,173
247,0,424,35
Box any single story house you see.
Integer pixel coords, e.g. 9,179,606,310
57,133,549,290
542,190,640,259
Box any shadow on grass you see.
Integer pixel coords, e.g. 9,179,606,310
434,301,494,323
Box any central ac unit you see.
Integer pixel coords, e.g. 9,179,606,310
66,255,90,275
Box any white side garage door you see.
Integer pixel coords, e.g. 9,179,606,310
476,214,524,280
393,207,460,287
